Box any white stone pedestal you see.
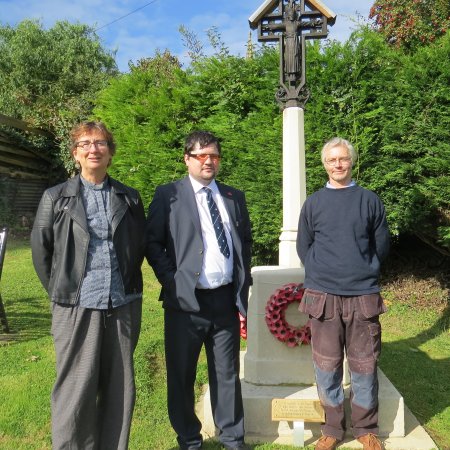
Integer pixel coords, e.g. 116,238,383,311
244,266,315,385
202,358,407,440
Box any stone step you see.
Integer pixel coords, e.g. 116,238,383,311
200,354,437,449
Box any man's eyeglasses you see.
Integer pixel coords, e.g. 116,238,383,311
188,153,221,163
324,157,352,166
76,140,109,150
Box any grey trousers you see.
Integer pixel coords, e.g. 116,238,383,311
51,300,142,450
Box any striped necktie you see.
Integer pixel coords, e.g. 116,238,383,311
203,187,230,258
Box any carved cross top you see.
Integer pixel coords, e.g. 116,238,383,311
250,0,335,42
249,0,336,108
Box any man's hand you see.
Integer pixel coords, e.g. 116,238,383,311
239,313,247,340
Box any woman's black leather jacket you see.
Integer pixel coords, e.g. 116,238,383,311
31,175,145,305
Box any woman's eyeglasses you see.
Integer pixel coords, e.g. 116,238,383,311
76,140,109,151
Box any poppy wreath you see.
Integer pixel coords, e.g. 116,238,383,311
265,283,311,347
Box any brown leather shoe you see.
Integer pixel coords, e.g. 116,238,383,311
357,433,383,450
315,435,340,450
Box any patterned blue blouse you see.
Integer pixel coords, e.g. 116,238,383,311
78,176,140,309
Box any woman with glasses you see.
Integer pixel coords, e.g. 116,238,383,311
31,121,145,450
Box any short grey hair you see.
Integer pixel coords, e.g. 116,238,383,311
321,137,358,164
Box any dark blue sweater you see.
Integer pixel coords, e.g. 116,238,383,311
297,185,390,295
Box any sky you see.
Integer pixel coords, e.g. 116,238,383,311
0,0,375,72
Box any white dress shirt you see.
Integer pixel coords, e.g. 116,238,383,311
189,176,234,289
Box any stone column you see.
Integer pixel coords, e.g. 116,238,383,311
278,107,307,268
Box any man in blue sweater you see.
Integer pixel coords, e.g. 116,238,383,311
297,137,390,450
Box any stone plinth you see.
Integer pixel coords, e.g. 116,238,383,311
245,266,352,386
203,362,406,438
244,265,316,385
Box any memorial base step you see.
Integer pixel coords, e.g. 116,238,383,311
199,353,437,449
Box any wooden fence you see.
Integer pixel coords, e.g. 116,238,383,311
0,114,55,224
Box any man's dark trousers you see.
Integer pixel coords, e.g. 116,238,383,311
164,283,244,449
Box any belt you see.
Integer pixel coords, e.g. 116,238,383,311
195,282,233,292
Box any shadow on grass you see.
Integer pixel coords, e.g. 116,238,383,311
168,439,316,449
379,236,450,445
2,237,31,251
0,296,51,344
380,304,450,426
167,439,258,449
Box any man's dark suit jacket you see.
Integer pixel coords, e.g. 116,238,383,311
146,176,252,315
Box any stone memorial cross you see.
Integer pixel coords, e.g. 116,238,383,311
249,0,335,266
250,0,336,108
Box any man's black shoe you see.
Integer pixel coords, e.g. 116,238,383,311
179,444,202,450
222,444,249,450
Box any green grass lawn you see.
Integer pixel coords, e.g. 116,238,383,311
0,239,449,450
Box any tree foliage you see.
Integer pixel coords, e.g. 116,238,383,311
95,27,449,261
0,19,118,171
94,44,283,263
305,28,450,253
178,25,205,62
183,46,283,263
93,50,189,198
369,0,450,50
0,19,447,259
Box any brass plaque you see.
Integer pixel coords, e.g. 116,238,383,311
271,398,325,422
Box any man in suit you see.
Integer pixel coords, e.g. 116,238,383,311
146,130,252,450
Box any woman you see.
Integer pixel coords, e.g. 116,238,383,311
31,121,145,449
